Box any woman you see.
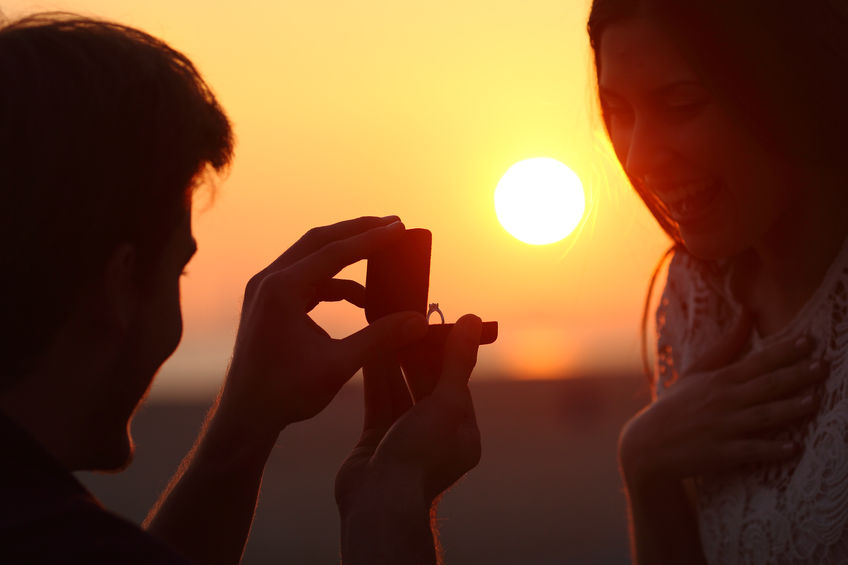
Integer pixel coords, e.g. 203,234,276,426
588,1,848,563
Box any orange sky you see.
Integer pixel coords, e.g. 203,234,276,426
6,0,670,398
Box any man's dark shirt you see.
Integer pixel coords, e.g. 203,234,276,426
0,412,189,564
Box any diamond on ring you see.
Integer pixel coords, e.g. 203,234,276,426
427,302,445,324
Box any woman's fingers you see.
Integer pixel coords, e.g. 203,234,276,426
732,358,827,406
626,332,824,481
722,335,816,384
665,435,800,478
715,438,800,468
688,309,753,374
722,391,820,435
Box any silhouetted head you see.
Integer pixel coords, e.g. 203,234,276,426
0,13,233,387
588,0,848,259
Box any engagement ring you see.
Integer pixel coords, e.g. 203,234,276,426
427,302,445,324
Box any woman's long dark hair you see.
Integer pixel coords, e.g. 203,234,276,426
587,0,848,378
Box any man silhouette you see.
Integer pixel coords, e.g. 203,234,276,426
0,13,482,564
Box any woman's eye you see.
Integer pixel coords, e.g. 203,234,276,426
603,102,633,123
664,99,707,116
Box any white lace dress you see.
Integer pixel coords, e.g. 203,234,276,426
655,241,848,565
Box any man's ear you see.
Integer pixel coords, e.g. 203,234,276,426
93,243,138,334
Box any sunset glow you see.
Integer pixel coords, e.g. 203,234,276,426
2,0,672,396
495,157,586,245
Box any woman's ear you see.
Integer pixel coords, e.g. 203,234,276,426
94,243,138,334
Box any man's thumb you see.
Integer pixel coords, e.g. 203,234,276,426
337,311,428,373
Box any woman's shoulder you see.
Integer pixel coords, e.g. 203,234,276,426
665,247,727,296
659,247,731,327
654,247,737,391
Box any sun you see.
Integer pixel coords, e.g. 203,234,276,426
494,157,586,245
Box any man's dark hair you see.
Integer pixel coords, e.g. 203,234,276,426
0,13,234,385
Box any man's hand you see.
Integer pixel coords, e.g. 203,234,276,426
218,215,430,439
335,314,483,565
145,216,432,565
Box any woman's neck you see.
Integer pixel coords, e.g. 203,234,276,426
734,183,848,337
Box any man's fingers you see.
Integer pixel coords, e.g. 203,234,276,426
401,314,482,408
293,220,405,283
436,314,482,392
361,358,412,440
333,311,428,379
307,278,365,310
410,379,480,452
418,314,482,425
266,215,400,273
400,347,442,403
688,308,753,374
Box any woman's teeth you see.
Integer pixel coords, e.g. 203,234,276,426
659,181,719,222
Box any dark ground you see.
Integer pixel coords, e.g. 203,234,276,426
78,376,650,565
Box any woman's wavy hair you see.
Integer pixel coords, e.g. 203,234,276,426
587,0,848,377
0,13,234,383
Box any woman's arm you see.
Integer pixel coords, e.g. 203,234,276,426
620,419,706,564
620,313,824,564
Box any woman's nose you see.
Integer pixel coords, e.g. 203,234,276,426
624,118,674,180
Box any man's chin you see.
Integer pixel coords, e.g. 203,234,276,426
84,431,135,473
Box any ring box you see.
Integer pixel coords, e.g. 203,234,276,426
365,228,498,345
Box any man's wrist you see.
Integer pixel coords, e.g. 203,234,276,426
340,503,437,565
195,398,280,474
338,471,438,565
215,378,285,440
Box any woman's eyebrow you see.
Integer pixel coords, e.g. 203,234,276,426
600,79,703,99
650,80,704,97
598,86,625,101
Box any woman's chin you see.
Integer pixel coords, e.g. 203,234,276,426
680,228,747,262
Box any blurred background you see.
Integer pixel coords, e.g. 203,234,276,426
6,0,670,562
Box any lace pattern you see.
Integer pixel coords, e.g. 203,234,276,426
654,242,848,565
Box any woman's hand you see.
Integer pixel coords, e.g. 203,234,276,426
620,311,827,488
218,216,430,440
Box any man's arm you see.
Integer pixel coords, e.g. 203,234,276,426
143,400,277,565
338,477,437,565
143,216,429,564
